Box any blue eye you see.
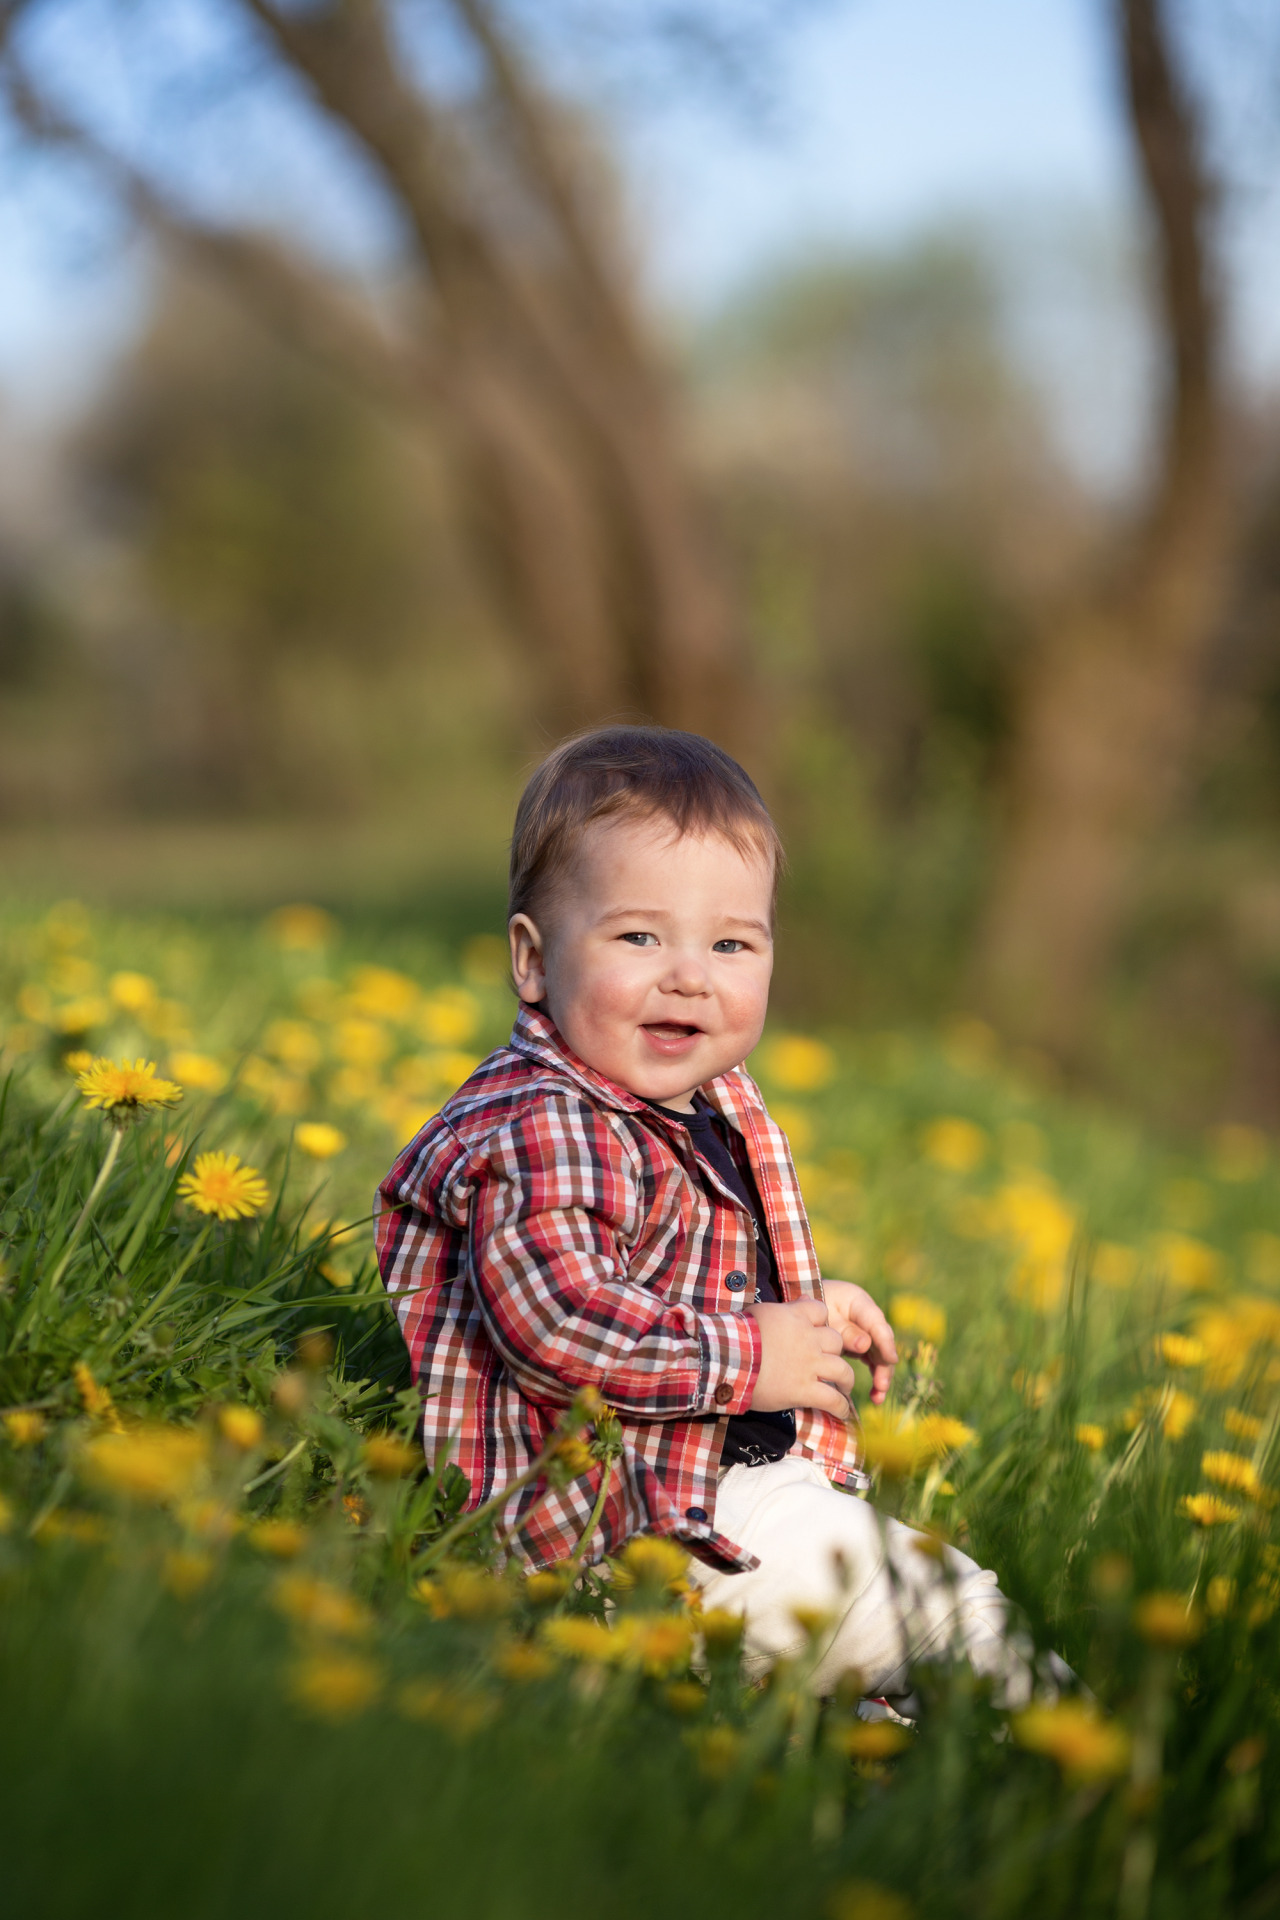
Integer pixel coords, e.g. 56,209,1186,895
713,939,745,954
621,932,658,947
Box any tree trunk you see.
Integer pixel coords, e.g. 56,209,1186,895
2,0,751,751
971,0,1231,1054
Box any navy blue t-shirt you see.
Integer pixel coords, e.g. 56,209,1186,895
645,1094,797,1467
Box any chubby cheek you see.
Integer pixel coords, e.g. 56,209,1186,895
720,973,770,1052
552,955,651,1054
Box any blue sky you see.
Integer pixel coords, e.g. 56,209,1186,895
1,0,1276,485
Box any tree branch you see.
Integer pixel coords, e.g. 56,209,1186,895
1122,0,1221,505
448,0,640,357
0,52,448,426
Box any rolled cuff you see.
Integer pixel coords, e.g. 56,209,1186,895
695,1307,761,1416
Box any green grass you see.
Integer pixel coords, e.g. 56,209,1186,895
2,902,1280,1919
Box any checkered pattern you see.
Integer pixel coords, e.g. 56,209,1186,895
375,1004,861,1572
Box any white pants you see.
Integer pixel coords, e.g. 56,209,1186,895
690,1456,1040,1705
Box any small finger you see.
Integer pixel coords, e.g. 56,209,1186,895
869,1362,895,1404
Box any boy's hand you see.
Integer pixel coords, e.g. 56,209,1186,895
821,1279,898,1405
747,1299,854,1420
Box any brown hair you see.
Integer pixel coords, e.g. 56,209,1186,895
508,726,784,926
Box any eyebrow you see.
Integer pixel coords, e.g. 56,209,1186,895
597,907,771,937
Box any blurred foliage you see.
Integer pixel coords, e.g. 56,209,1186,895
0,236,1278,1125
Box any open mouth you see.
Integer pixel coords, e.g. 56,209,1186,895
642,1022,702,1045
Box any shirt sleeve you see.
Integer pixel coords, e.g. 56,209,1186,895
466,1094,760,1420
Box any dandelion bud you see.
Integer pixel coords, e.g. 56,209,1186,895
217,1405,264,1451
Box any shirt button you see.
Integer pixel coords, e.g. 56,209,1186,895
685,1506,709,1523
725,1270,748,1291
714,1382,733,1405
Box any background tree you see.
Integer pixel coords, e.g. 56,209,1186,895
972,0,1236,1057
1,0,749,746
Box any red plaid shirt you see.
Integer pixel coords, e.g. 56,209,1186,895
375,1004,862,1572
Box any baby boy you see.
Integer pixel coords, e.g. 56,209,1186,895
376,725,1036,1702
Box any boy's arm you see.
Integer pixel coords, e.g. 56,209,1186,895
466,1101,761,1421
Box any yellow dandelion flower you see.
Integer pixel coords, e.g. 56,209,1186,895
4,1410,47,1446
295,1122,347,1160
1076,1423,1107,1452
55,997,109,1035
75,1057,182,1126
698,1609,746,1657
1201,1450,1264,1499
290,1653,381,1720
757,1033,837,1094
890,1293,947,1345
831,1722,913,1761
177,1152,269,1222
1163,1390,1199,1440
73,1362,123,1430
541,1617,620,1664
663,1679,707,1716
857,1407,971,1478
1224,1408,1265,1443
334,1017,390,1068
523,1568,573,1606
1153,1233,1222,1292
1158,1332,1206,1369
917,1414,977,1457
615,1537,691,1591
1180,1492,1241,1527
273,1575,372,1639
614,1614,694,1675
920,1117,987,1173
1012,1701,1130,1783
266,904,335,952
249,1519,307,1558
361,1432,419,1478
263,1019,323,1074
348,965,420,1023
108,970,157,1014
995,1177,1076,1312
216,1405,264,1450
1133,1592,1203,1648
419,985,481,1046
1206,1576,1236,1617
415,1567,513,1622
770,1102,815,1152
81,1425,208,1504
493,1639,555,1683
168,1050,228,1093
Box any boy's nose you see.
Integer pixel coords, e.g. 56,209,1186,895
661,953,711,994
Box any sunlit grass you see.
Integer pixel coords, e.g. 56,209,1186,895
2,902,1280,1917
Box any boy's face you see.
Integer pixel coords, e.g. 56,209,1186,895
509,815,774,1110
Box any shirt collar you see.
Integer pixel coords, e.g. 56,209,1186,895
506,1003,765,1127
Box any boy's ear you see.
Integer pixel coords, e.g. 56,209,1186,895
508,915,548,1005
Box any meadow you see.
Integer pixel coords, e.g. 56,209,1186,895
2,899,1279,1920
